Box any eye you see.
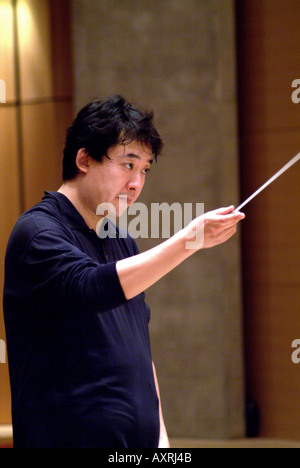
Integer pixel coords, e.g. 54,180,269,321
142,167,151,175
125,162,134,170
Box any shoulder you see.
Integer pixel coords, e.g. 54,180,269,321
5,198,67,260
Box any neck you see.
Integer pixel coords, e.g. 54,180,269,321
58,181,102,231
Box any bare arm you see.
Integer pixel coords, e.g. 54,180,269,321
152,362,170,449
117,206,245,300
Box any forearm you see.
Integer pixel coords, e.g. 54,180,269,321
116,206,245,301
116,228,194,301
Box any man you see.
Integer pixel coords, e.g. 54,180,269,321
3,95,245,448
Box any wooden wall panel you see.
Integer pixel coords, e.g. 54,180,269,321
0,107,21,423
17,0,53,100
0,0,15,102
21,103,61,208
0,0,73,425
22,101,73,209
236,0,300,440
237,0,300,134
19,0,74,209
49,0,74,98
0,108,20,238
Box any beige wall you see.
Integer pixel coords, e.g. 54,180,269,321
72,0,245,439
0,0,73,424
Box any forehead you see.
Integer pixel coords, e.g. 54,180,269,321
109,141,153,164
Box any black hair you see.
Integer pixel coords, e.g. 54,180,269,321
62,95,163,180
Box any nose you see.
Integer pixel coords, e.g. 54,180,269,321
127,172,144,193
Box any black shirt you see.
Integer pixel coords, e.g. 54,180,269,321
3,191,159,448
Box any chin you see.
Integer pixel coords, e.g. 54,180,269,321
116,207,128,218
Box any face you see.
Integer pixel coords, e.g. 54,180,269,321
80,140,153,220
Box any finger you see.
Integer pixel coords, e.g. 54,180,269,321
230,211,245,221
213,206,245,221
220,210,245,223
214,205,235,215
212,212,245,229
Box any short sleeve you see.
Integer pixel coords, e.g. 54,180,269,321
24,229,127,315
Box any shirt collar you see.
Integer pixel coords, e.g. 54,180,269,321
43,191,90,231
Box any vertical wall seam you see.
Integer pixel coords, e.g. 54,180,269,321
12,0,25,214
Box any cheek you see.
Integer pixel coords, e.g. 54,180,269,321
137,177,146,194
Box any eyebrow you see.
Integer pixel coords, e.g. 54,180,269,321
123,152,153,165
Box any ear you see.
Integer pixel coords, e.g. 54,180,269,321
76,148,91,175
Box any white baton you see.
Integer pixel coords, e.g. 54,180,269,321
236,153,300,212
